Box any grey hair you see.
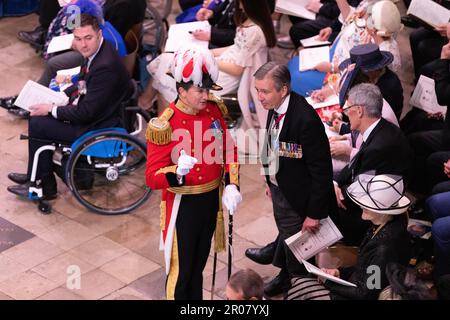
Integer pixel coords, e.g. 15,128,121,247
254,61,291,92
348,83,383,119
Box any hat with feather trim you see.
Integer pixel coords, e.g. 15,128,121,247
168,46,222,91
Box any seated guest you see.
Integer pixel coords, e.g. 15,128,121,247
6,13,131,199
0,0,127,117
333,83,412,245
408,33,450,194
138,0,238,109
400,23,450,136
285,0,342,49
409,12,450,80
362,0,402,74
140,0,276,129
426,191,450,278
194,0,237,49
288,0,402,102
226,268,264,300
176,0,217,24
286,173,412,300
43,0,127,60
311,44,399,175
102,0,146,39
310,29,404,118
17,0,61,49
324,44,400,173
426,151,450,195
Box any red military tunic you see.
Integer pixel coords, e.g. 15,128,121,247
146,96,238,299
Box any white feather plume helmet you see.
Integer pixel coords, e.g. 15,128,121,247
169,46,222,91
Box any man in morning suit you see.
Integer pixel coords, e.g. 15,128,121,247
7,13,131,199
252,62,336,297
334,83,413,246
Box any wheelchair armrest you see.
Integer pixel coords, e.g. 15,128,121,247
20,134,70,147
126,106,151,120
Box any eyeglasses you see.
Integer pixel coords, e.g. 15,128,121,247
342,103,359,116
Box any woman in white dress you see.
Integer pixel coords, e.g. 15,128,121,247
139,0,276,114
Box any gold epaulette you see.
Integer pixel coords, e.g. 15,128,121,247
229,163,239,187
146,107,174,145
208,93,228,116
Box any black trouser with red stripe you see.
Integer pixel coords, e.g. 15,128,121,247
168,188,219,300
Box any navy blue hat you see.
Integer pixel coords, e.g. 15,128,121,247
338,44,393,106
339,67,359,107
339,43,393,72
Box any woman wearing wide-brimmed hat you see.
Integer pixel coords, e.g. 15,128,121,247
286,172,412,300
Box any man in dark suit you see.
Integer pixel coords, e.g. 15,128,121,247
194,0,237,49
251,62,336,297
334,83,413,245
7,13,131,199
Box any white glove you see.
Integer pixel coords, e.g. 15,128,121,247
222,184,242,214
176,150,198,176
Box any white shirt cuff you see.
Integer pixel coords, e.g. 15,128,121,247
51,105,58,118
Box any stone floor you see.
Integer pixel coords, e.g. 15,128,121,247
0,1,415,300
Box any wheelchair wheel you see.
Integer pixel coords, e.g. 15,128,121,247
66,132,150,215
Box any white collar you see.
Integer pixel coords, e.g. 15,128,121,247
362,118,381,142
274,94,290,115
87,37,104,70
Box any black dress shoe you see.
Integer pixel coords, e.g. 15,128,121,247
0,96,18,110
17,26,46,46
8,173,29,184
264,270,291,297
8,107,30,119
245,241,276,265
7,183,57,200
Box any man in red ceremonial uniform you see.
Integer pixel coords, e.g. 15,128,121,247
146,47,242,300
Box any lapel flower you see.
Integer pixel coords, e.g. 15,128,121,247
78,80,87,95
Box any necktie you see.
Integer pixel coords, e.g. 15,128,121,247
351,131,359,148
272,112,281,130
349,139,366,174
79,59,89,81
269,112,281,150
66,59,89,104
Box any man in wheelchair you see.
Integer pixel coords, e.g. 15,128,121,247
7,13,131,200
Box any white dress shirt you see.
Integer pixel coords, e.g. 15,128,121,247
268,94,290,186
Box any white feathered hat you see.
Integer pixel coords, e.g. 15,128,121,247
169,46,222,91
